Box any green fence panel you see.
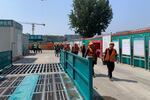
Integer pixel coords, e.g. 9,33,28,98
133,57,145,68
122,55,131,64
112,32,150,69
0,51,12,70
60,50,93,100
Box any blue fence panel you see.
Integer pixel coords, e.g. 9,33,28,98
0,51,12,70
60,50,93,100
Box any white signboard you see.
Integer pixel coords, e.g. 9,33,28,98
134,39,144,57
122,39,131,55
102,35,111,52
113,41,119,54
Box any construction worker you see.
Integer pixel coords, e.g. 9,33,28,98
60,43,64,50
81,44,86,57
33,43,37,53
71,43,79,55
104,42,117,81
71,45,75,54
37,43,42,53
85,42,97,78
64,44,70,51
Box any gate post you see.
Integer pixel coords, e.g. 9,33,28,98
11,50,13,65
64,51,67,72
88,57,93,100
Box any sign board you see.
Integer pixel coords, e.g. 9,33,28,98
29,35,43,41
102,35,111,52
134,39,144,57
113,41,119,54
122,39,131,55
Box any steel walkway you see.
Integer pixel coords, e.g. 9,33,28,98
0,63,82,100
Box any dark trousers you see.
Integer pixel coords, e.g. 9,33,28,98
92,63,95,75
107,62,115,79
82,51,85,57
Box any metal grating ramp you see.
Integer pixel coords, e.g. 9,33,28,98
1,63,63,76
0,74,68,100
0,63,83,100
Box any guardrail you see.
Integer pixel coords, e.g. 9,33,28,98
60,50,93,100
0,51,12,71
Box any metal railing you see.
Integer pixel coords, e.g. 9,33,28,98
60,50,93,100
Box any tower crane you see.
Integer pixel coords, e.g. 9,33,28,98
22,22,45,35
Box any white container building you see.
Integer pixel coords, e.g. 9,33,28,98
0,20,23,60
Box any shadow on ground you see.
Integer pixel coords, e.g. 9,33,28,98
14,58,37,64
26,53,38,56
93,89,117,100
95,73,138,83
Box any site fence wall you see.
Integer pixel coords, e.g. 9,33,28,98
112,32,150,70
60,50,93,100
70,31,150,70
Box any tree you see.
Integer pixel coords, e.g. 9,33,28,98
69,0,113,37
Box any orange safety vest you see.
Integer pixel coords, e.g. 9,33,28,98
105,48,117,62
87,46,96,57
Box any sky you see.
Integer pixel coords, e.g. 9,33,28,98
0,0,150,35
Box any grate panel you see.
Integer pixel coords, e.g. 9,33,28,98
32,93,42,100
45,92,55,100
56,91,67,100
56,83,64,91
1,63,64,76
0,96,10,100
3,87,16,95
34,85,43,92
0,63,82,100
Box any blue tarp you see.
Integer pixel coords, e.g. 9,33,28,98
9,75,39,100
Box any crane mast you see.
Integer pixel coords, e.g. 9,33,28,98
22,22,45,35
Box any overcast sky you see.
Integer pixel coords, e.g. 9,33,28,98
0,0,150,35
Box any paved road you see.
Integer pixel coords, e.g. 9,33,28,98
94,58,150,100
14,50,59,64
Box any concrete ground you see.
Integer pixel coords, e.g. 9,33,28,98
14,50,59,64
14,50,150,100
94,58,150,100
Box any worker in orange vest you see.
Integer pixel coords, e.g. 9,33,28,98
81,44,86,57
85,42,97,78
104,42,117,81
64,44,70,51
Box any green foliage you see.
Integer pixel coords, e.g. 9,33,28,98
69,0,113,37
